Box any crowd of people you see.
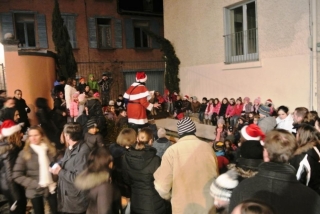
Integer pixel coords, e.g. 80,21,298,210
0,70,320,214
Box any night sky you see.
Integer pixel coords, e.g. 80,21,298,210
118,0,163,14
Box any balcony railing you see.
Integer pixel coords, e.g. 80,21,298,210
224,28,259,64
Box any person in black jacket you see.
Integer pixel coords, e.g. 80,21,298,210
35,98,60,149
13,89,30,133
122,127,170,214
0,120,26,214
52,91,67,134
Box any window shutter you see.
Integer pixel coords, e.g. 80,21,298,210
150,20,160,49
66,16,77,48
36,14,48,49
0,13,14,40
125,19,134,49
114,18,122,49
88,17,97,48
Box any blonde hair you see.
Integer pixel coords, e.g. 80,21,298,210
116,128,136,147
23,126,56,160
136,127,153,150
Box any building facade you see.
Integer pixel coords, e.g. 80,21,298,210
0,0,165,97
163,0,320,111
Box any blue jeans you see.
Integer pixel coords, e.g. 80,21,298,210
199,112,205,123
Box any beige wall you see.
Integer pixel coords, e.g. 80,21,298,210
4,47,55,125
164,0,314,111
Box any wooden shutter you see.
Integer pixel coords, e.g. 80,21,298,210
36,14,48,48
114,18,122,49
150,20,160,49
0,13,14,40
88,17,97,48
124,19,134,49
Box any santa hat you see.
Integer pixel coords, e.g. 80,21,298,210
136,71,147,82
0,120,22,138
241,124,265,141
93,92,100,98
184,95,189,100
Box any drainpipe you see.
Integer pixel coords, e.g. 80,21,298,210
309,0,317,110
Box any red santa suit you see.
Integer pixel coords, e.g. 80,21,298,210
123,72,153,125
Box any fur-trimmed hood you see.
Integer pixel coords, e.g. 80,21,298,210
294,142,316,156
75,170,110,190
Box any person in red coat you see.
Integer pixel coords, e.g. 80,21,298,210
123,72,160,131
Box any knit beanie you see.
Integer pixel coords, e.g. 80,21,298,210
217,118,225,125
210,170,239,202
177,117,196,136
258,104,271,117
87,119,98,129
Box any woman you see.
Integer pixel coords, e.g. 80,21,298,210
0,120,26,214
75,147,120,214
13,126,57,214
105,105,117,121
290,124,320,195
122,127,169,214
1,107,20,124
276,105,294,133
35,98,60,148
64,78,77,111
13,89,30,132
109,128,137,213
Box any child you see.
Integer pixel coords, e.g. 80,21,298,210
212,141,229,174
215,118,226,142
224,139,237,163
77,77,87,94
69,91,79,122
252,97,261,114
199,97,208,124
225,98,236,126
211,98,221,126
84,85,90,97
230,97,243,128
204,98,214,125
253,114,260,125
78,93,86,119
116,94,125,110
84,119,105,149
242,97,253,120
225,126,235,145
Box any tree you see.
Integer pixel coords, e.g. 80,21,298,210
145,29,180,93
52,0,77,78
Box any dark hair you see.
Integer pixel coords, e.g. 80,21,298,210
119,109,126,114
87,147,113,173
277,105,289,114
222,97,229,104
66,78,73,86
63,122,83,141
35,97,49,109
14,89,22,94
118,94,123,97
213,98,220,107
1,107,18,121
59,76,66,82
229,98,236,106
202,97,207,101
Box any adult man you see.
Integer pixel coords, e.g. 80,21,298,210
98,73,113,107
154,117,219,214
123,71,160,131
292,107,309,133
50,123,91,214
229,129,320,214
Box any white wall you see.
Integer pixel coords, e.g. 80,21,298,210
164,0,312,111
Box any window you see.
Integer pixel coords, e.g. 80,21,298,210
87,17,122,49
97,18,112,48
61,14,77,48
224,1,258,64
15,13,36,48
133,21,150,48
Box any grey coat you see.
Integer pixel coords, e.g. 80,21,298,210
57,141,91,213
12,148,55,199
152,138,171,158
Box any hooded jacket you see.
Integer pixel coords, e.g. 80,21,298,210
122,146,167,214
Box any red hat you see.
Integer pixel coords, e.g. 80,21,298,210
266,99,272,103
93,92,100,98
136,71,147,82
0,120,21,138
241,124,265,141
184,95,189,100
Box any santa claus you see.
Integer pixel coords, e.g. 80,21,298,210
123,71,160,129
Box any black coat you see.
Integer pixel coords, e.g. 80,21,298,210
13,97,30,130
36,109,60,146
122,146,167,214
0,142,26,214
52,97,67,130
229,162,320,214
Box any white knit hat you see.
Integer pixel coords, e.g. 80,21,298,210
210,170,239,201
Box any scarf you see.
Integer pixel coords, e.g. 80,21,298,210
30,143,56,193
216,127,223,141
